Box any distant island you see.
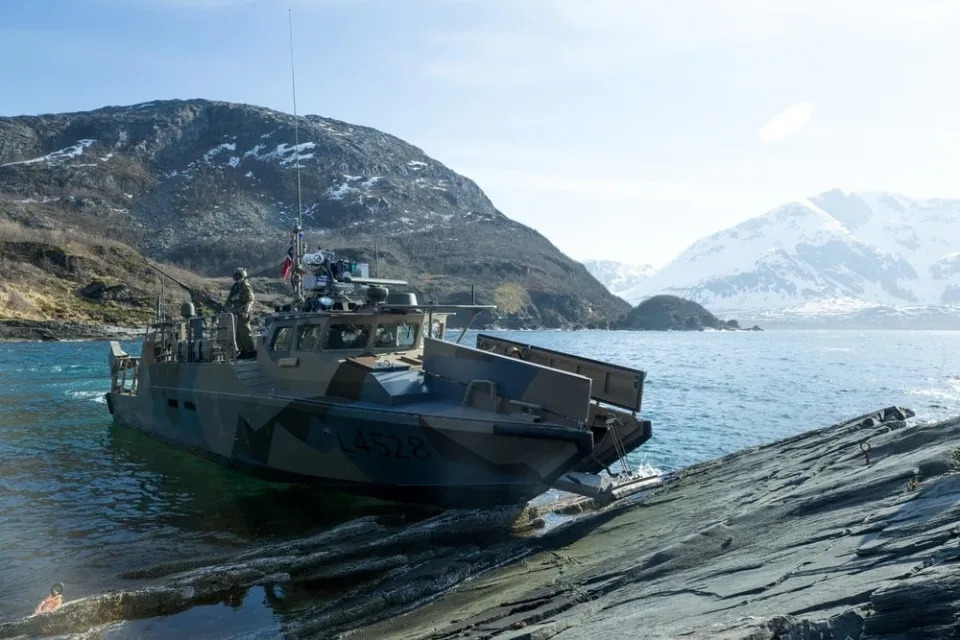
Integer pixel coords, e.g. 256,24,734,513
614,294,761,331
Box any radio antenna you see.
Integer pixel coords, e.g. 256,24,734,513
288,8,305,300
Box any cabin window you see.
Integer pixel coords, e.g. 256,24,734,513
324,323,371,350
297,324,326,351
427,320,444,340
272,326,294,352
374,322,420,349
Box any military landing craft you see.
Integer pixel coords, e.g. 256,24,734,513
106,250,657,507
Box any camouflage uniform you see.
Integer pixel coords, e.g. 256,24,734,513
291,268,305,304
226,269,256,355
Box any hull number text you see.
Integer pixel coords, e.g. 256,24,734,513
339,430,431,460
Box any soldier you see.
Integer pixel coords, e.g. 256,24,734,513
226,267,256,357
290,266,306,305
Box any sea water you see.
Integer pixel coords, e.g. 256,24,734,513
0,330,958,627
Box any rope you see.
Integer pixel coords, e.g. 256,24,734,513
609,417,633,475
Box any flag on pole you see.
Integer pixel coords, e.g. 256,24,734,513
281,239,295,279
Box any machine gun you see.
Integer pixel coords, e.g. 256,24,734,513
144,260,226,314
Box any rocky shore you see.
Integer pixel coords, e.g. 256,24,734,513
3,406,959,639
376,406,959,640
0,319,142,342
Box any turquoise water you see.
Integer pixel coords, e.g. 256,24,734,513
0,330,958,628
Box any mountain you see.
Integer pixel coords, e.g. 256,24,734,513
0,99,628,328
582,259,656,300
613,295,747,331
622,191,960,320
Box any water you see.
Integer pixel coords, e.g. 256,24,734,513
1,330,958,630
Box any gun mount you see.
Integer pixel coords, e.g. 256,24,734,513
145,260,225,314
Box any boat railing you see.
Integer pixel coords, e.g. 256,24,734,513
178,313,239,363
109,342,140,395
144,313,240,364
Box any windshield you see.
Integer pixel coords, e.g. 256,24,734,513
323,323,370,350
374,321,419,349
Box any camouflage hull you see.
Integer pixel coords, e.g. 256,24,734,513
105,310,652,508
106,362,593,507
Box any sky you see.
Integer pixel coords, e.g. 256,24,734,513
2,0,959,267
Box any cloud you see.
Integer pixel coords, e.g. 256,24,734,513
758,102,815,143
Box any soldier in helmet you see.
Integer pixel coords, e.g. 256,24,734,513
226,267,256,358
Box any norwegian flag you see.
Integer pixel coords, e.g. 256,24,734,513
281,240,295,279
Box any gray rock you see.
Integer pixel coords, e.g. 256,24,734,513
366,407,960,639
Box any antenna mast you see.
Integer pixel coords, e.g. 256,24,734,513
288,9,305,301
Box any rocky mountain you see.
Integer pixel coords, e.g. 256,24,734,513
622,191,960,319
582,259,656,301
613,294,748,331
0,99,628,328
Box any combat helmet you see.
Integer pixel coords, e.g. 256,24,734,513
233,267,247,281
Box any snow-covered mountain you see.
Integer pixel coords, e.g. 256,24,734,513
622,190,960,313
582,260,656,300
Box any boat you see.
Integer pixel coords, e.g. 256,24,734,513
104,248,655,507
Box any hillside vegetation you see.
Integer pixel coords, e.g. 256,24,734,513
0,221,234,329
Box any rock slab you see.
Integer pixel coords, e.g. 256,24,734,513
371,406,960,639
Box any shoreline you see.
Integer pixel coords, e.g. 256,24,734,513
4,319,960,343
0,320,142,343
3,406,959,638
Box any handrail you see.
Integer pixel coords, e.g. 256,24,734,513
462,379,497,410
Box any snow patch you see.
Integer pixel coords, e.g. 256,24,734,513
13,197,59,204
243,142,316,167
325,183,359,201
1,139,96,167
203,142,237,164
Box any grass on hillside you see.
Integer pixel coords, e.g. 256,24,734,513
0,221,232,325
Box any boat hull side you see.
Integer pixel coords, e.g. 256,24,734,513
107,383,591,507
